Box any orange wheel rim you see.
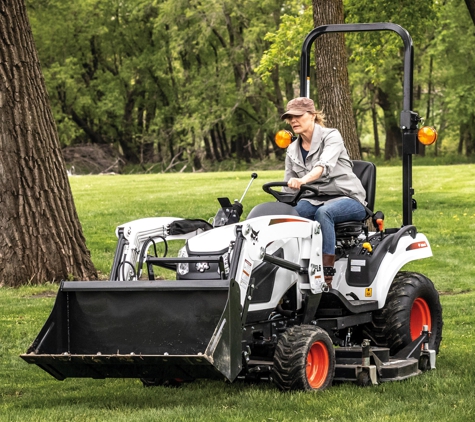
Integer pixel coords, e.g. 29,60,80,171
410,298,431,340
306,341,329,389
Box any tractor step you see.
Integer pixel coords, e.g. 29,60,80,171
335,346,390,363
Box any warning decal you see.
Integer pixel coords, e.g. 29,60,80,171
406,241,428,251
241,259,253,286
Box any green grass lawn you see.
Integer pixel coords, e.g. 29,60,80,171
1,165,475,421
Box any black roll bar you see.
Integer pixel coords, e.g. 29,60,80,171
300,23,417,226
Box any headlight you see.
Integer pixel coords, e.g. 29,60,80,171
177,246,189,276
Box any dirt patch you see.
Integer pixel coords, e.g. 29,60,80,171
29,291,57,298
62,144,125,175
439,289,472,296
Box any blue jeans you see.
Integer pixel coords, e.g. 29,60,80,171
294,198,366,254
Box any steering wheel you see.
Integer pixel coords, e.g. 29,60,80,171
262,182,320,207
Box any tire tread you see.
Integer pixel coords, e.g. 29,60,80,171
273,325,335,391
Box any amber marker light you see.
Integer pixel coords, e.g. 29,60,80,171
275,130,293,148
362,242,373,253
418,126,438,146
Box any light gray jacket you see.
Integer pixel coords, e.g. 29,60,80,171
283,124,366,205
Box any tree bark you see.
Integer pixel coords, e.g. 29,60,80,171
210,128,222,162
217,122,230,158
376,88,400,160
465,0,475,25
312,0,361,159
203,135,214,160
0,0,97,286
464,0,475,166
460,115,475,156
371,103,381,158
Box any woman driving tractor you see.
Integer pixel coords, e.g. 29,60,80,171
281,97,367,288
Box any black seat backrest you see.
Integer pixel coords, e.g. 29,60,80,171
334,161,377,240
351,160,376,212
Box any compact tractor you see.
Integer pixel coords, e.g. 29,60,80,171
22,23,442,391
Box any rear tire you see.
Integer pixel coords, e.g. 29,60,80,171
369,272,443,354
273,325,335,391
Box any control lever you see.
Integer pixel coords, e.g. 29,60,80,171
239,172,258,203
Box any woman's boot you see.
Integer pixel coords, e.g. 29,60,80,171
322,254,336,289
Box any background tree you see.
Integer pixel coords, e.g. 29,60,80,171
258,0,437,161
313,0,361,159
23,0,475,167
431,0,475,157
465,0,475,23
0,0,97,287
28,0,288,170
345,0,437,160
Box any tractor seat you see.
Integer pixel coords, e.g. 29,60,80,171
335,160,376,240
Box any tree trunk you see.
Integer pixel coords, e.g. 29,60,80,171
458,123,465,155
213,126,226,160
203,135,214,160
119,86,140,163
371,103,381,158
460,115,475,156
420,56,435,158
270,66,285,116
217,122,230,158
0,0,97,287
312,0,361,159
376,88,400,160
464,0,475,157
210,128,222,161
70,108,104,145
465,0,475,25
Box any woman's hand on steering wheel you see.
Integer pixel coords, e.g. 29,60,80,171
262,182,320,206
287,177,305,190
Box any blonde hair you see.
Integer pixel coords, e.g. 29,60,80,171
314,110,326,127
285,110,326,127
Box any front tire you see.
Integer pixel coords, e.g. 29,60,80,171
376,272,443,354
273,325,335,391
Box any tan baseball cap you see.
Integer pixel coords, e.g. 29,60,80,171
281,97,316,120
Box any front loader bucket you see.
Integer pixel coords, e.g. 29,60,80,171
21,279,243,382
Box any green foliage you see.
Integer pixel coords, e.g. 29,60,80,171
256,2,313,82
28,0,288,167
345,0,438,45
343,0,439,159
344,0,438,92
26,0,475,167
430,0,475,153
